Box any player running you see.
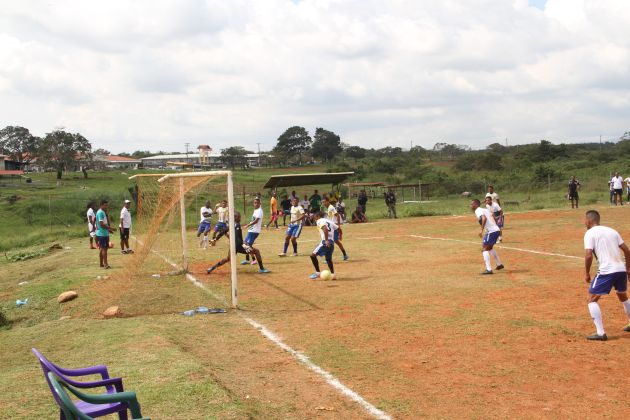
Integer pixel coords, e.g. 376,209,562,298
210,200,229,246
582,210,630,341
470,199,504,275
485,195,504,242
278,197,305,257
322,194,349,261
196,201,213,249
241,198,263,265
309,211,337,280
206,211,270,274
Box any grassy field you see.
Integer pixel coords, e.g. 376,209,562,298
0,167,613,252
3,202,630,418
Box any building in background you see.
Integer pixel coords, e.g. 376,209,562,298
94,155,142,169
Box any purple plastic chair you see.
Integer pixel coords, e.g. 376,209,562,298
32,348,128,420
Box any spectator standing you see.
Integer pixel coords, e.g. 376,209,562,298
95,199,115,269
119,200,133,254
86,202,96,249
309,189,322,213
357,190,368,214
385,189,397,218
611,172,624,206
568,176,581,209
280,194,292,226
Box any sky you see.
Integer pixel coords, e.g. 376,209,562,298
1,0,629,154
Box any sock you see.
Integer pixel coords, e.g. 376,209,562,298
292,242,297,253
482,251,492,271
588,302,605,335
326,257,334,274
490,249,503,266
283,241,289,253
257,258,264,270
622,299,630,322
310,255,320,272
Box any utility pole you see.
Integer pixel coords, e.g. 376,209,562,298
599,135,602,152
256,142,261,167
184,142,190,160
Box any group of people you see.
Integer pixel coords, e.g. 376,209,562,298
470,185,505,275
265,189,350,228
86,199,134,270
608,172,630,206
205,191,350,280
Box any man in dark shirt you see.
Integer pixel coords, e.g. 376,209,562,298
568,175,580,209
351,206,368,223
280,195,292,226
357,190,368,214
206,211,270,274
309,189,322,213
384,189,397,218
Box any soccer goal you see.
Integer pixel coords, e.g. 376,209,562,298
127,171,239,307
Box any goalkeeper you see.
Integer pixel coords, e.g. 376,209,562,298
207,211,270,274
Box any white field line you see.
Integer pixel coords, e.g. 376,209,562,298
134,236,392,420
408,234,581,260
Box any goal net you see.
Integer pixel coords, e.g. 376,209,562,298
96,172,239,313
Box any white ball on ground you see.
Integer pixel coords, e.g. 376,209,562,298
320,270,332,281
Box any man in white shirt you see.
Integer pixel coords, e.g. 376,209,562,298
197,201,213,248
279,197,306,257
210,200,229,246
86,202,96,249
485,195,504,242
583,210,630,341
241,198,263,265
610,172,623,206
471,199,504,275
624,176,630,203
486,185,501,207
119,200,133,254
323,195,349,260
309,211,337,280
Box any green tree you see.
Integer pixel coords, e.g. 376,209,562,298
311,127,342,162
0,126,41,165
38,130,92,179
273,126,312,165
344,145,367,161
220,146,252,169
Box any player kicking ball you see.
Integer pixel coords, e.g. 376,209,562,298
470,199,504,275
206,211,270,274
279,197,305,257
309,211,337,280
582,210,630,341
322,195,349,261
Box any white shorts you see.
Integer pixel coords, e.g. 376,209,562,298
88,223,96,237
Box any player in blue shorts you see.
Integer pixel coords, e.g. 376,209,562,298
309,211,337,280
582,210,630,341
210,200,229,246
323,195,348,260
471,199,504,275
279,197,305,257
241,198,263,265
196,201,213,249
485,195,504,242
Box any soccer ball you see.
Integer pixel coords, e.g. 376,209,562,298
320,270,332,281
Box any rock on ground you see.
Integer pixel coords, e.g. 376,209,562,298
57,291,78,303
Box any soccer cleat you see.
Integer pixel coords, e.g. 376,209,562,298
331,273,337,280
496,264,505,270
278,253,287,257
291,253,298,257
240,260,249,265
206,266,216,274
258,269,271,274
127,249,134,254
343,255,349,261
586,333,608,341
121,250,127,254
210,239,216,247
250,260,258,265
623,324,630,332
481,270,493,275
309,272,320,279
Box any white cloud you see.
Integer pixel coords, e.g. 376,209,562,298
0,0,629,153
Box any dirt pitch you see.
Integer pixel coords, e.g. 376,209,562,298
182,206,630,418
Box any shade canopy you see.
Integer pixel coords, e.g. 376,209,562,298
263,172,354,189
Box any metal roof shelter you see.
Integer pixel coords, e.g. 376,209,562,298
263,172,354,189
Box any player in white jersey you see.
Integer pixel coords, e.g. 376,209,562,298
196,201,213,249
86,202,97,249
582,210,630,341
322,195,349,260
241,198,263,265
485,195,504,242
471,199,504,275
279,197,305,257
210,200,229,246
309,211,337,280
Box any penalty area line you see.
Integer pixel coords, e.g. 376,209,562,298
136,237,392,420
408,234,581,260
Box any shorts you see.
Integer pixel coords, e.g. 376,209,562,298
614,188,623,196
96,235,109,249
244,232,259,245
286,224,303,238
493,212,504,228
313,241,334,258
482,231,500,246
88,223,96,238
236,244,253,255
283,209,291,215
333,228,343,241
589,271,628,295
198,221,212,235
568,193,579,200
215,222,227,232
119,228,130,240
